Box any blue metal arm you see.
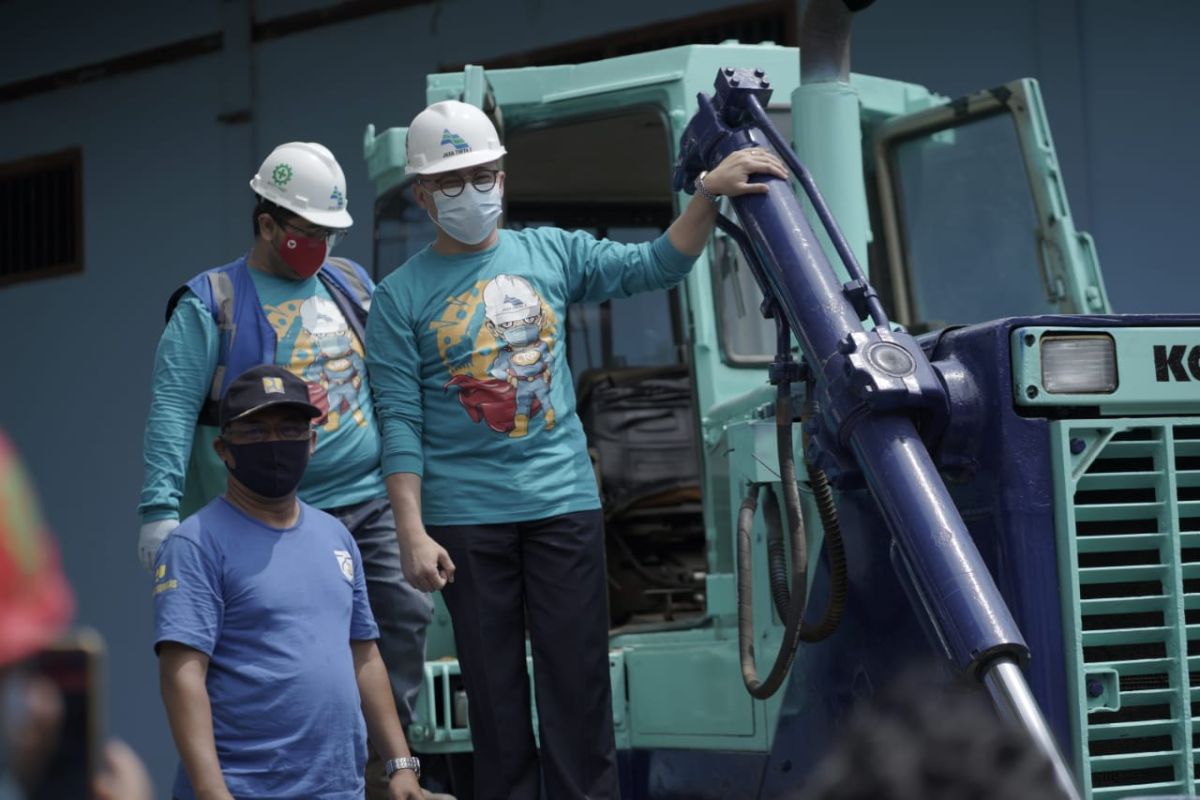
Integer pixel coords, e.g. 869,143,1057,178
674,67,1026,678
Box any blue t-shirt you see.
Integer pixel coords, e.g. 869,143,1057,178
365,227,696,525
153,498,379,800
139,259,384,522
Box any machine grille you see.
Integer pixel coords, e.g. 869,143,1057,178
1056,422,1200,798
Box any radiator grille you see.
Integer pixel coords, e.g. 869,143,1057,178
1055,421,1200,798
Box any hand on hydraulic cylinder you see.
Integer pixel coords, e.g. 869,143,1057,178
702,147,789,198
401,530,456,592
668,147,789,257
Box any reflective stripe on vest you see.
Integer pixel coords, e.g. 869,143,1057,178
326,257,372,311
205,269,236,410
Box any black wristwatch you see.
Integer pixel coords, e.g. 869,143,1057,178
385,756,421,780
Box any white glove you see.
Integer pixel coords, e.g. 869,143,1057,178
138,519,179,572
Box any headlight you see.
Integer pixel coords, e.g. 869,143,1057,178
1040,334,1118,394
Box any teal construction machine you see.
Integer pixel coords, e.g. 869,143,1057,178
362,3,1196,797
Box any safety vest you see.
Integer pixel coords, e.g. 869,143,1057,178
164,256,374,515
166,255,373,426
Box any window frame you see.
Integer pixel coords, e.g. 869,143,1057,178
0,147,84,288
873,79,1088,330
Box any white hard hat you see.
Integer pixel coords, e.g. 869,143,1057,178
250,142,353,229
483,275,541,325
405,100,507,176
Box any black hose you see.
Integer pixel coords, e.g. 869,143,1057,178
764,484,791,621
737,483,801,699
805,462,848,640
765,383,810,621
736,385,850,699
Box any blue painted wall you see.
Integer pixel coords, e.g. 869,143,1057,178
0,0,1196,793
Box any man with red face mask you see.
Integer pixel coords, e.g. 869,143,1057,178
138,143,444,799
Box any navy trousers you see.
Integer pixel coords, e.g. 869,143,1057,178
428,509,620,800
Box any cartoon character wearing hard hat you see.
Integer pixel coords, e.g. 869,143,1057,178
481,275,556,438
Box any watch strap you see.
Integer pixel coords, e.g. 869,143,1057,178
384,756,421,780
694,170,720,203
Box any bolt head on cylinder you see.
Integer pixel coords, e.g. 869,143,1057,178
867,342,916,378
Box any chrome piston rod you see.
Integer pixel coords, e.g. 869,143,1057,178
983,658,1082,800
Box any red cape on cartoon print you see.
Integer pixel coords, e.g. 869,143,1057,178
305,380,330,425
445,375,542,434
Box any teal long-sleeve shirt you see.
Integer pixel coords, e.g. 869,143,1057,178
365,227,698,526
139,268,385,522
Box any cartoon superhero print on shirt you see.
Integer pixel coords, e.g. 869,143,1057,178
432,275,558,438
264,295,369,431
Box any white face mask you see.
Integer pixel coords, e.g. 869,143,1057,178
429,183,503,246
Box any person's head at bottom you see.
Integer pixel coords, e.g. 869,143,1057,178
799,664,1069,800
214,365,321,506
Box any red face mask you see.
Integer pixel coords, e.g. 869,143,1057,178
277,231,327,279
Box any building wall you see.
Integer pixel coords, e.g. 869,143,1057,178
0,0,1196,791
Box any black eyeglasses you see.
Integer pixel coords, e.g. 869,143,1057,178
274,216,348,247
222,420,313,444
420,169,500,198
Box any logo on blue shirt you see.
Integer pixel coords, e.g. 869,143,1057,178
334,549,354,582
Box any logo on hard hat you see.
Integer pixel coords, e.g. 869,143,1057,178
271,163,294,188
330,186,346,210
440,129,471,157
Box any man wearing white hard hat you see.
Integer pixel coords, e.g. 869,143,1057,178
138,143,443,799
366,100,787,799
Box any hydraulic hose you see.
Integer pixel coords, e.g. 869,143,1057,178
766,317,809,622
764,385,813,621
729,438,854,695
806,461,848,641
737,312,849,699
738,483,798,699
764,484,791,620
802,393,849,642
765,387,849,640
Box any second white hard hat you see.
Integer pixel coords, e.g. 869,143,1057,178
250,142,353,229
406,100,507,176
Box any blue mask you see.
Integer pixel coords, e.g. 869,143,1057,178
501,323,540,348
430,184,503,245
